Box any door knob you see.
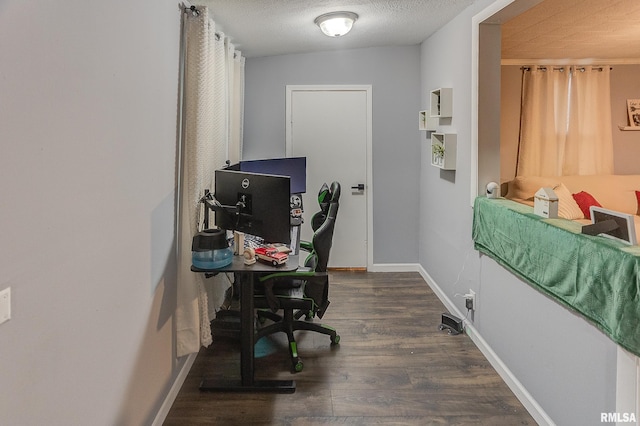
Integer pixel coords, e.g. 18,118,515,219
351,183,365,191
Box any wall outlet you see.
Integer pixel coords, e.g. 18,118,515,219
465,289,476,311
0,287,11,325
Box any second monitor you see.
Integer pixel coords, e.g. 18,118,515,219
235,156,306,194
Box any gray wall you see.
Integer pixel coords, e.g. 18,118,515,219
244,46,422,264
420,1,617,425
0,1,182,424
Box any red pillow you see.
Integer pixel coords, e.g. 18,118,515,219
636,190,640,215
572,191,602,219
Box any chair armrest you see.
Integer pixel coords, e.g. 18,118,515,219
257,270,312,311
258,271,328,314
299,240,313,252
258,269,313,283
300,273,330,318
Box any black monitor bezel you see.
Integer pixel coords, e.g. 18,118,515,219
214,169,291,244
589,206,637,245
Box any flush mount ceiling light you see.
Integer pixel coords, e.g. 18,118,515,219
314,11,358,37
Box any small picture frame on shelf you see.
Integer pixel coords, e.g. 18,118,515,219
627,99,640,127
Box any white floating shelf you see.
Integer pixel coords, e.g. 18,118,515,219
429,88,453,118
618,125,640,131
431,133,457,170
419,110,438,131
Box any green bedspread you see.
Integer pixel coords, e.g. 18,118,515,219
473,196,640,356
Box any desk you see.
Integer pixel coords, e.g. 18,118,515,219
192,254,299,393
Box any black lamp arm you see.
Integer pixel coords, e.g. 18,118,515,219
200,189,240,229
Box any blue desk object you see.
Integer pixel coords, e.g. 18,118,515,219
192,254,299,393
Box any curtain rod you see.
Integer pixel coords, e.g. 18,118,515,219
180,0,200,16
178,3,239,49
520,66,613,71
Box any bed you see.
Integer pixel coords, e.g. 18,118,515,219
472,196,640,357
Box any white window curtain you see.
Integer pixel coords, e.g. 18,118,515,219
564,66,614,175
175,5,245,357
228,41,245,165
516,66,613,177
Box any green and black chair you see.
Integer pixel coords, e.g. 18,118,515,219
300,181,340,254
254,182,341,372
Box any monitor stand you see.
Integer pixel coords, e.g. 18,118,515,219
581,219,619,236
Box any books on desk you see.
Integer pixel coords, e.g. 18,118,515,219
238,232,291,252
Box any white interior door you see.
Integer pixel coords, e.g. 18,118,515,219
286,86,371,269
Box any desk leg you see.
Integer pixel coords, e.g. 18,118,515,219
200,272,295,393
240,271,254,386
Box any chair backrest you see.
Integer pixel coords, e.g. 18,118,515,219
329,181,341,203
305,200,339,272
310,181,341,231
305,181,341,270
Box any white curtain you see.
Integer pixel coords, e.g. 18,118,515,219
516,66,613,177
564,66,614,175
517,67,570,176
176,5,245,357
228,41,245,165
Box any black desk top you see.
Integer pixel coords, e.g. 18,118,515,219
191,255,299,274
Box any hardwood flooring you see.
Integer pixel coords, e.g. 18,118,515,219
164,272,535,425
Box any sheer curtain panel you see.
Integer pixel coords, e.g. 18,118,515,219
517,67,570,176
228,41,245,165
176,5,245,357
564,66,614,175
516,65,613,177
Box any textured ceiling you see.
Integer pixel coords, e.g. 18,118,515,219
198,0,474,58
502,0,640,61
197,0,640,61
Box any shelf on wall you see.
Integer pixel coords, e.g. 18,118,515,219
618,125,640,131
429,88,453,118
431,133,456,170
419,110,438,131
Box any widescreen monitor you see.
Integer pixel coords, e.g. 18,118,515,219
214,169,291,244
238,157,306,194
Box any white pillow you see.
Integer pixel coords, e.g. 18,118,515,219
553,183,584,220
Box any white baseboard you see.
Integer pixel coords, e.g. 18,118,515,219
152,352,197,426
416,265,555,426
369,263,421,273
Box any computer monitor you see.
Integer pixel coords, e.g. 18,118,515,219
586,206,637,245
214,169,291,244
238,157,306,194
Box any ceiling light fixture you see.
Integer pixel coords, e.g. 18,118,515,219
314,11,358,37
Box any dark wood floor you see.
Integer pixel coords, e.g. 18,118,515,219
164,271,535,425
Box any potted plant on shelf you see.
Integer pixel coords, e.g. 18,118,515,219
432,143,445,166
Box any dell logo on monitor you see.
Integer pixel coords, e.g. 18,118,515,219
242,178,250,189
